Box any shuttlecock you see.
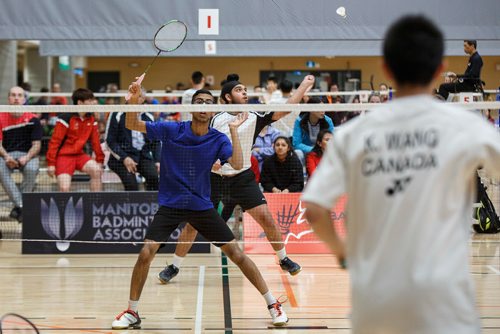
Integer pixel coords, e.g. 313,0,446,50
336,6,347,18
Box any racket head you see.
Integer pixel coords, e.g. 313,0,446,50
154,20,188,52
0,313,40,334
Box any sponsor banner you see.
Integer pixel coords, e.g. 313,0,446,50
22,192,210,254
243,193,346,254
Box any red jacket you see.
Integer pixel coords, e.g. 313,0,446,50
46,113,104,166
306,151,321,177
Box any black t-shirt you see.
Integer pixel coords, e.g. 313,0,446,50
0,113,42,153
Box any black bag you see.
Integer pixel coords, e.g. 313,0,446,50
472,174,500,233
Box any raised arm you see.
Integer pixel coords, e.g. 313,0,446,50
125,81,147,133
272,75,315,121
227,112,249,170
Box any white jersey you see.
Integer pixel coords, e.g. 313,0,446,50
211,111,274,176
180,88,197,121
181,88,197,105
302,95,500,334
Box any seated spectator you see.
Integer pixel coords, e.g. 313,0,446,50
293,97,334,162
248,85,263,104
46,89,104,192
50,82,68,105
260,136,304,193
263,76,282,104
160,86,181,121
368,93,382,103
0,86,42,222
20,82,32,104
306,129,333,177
161,86,180,104
34,87,50,106
326,84,345,104
35,87,52,131
145,90,159,105
106,83,121,105
379,83,389,102
252,125,281,171
106,88,161,191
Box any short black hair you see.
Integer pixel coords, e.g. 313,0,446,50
191,71,204,85
464,40,477,49
307,96,323,104
220,74,241,103
279,80,293,94
72,88,94,105
191,89,214,103
383,15,443,86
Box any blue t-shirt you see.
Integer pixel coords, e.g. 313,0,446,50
146,121,233,210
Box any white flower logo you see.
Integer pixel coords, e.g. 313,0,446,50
40,197,84,252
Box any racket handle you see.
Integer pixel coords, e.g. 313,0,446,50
125,73,146,101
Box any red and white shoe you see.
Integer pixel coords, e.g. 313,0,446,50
268,298,289,326
111,309,141,329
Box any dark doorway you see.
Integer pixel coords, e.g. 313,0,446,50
260,70,363,91
87,71,120,93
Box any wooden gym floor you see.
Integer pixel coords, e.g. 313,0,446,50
0,234,499,333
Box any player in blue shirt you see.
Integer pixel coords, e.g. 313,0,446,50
112,86,289,329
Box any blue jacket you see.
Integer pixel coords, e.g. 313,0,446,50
292,115,334,154
105,112,161,163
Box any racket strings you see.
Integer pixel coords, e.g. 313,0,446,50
154,20,187,52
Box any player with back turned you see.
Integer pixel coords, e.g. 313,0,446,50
303,15,500,334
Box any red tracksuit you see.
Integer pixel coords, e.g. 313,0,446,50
46,113,104,174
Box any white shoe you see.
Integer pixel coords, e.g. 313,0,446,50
268,300,289,326
111,309,141,329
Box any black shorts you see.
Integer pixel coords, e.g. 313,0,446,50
145,206,235,247
211,169,267,215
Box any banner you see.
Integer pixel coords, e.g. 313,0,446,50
243,193,346,254
22,192,210,254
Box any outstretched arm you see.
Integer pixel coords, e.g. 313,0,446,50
125,81,147,133
227,112,249,170
272,75,315,121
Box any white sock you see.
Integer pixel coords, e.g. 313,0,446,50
276,247,287,261
172,254,185,269
128,300,139,312
262,291,277,306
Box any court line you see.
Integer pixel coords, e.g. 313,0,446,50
194,265,206,334
279,272,298,307
221,253,233,334
487,265,500,275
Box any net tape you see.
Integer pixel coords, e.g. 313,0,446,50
26,90,500,98
2,101,500,113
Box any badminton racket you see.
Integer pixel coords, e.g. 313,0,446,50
126,20,187,101
0,313,40,334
